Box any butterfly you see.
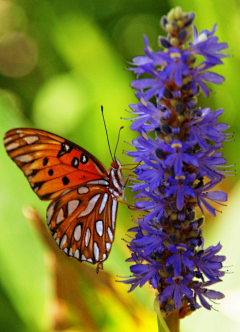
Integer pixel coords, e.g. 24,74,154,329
3,128,124,271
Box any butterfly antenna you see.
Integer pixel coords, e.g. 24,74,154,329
101,105,114,161
114,126,124,159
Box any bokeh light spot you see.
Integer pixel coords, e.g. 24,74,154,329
0,32,38,77
33,73,87,135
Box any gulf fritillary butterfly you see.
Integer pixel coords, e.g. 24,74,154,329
4,128,124,270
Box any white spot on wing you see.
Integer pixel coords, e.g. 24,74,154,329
102,253,106,261
64,144,70,151
15,154,33,163
25,170,33,176
87,258,93,263
74,249,80,259
111,200,117,229
82,155,87,163
74,224,82,241
106,243,111,251
77,186,89,194
81,254,86,261
6,142,19,151
99,193,108,214
56,208,64,224
60,234,67,249
94,242,99,261
109,187,119,198
78,194,100,217
56,238,60,245
67,199,79,215
69,248,73,256
63,247,68,254
33,186,39,193
3,137,12,144
95,220,103,237
87,180,109,186
107,227,113,242
23,136,39,144
47,202,56,225
61,189,71,196
85,228,91,247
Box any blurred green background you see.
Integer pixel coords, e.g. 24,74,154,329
0,0,240,331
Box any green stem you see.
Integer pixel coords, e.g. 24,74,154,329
154,298,180,332
154,298,171,332
164,310,180,332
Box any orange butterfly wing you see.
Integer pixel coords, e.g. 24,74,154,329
47,184,118,263
4,128,108,200
4,128,120,266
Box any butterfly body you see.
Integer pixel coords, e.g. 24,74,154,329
4,128,124,266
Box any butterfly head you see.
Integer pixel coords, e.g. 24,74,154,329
109,157,124,198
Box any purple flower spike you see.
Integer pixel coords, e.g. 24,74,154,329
120,6,230,317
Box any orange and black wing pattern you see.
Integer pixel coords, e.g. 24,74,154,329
47,183,118,264
4,128,108,200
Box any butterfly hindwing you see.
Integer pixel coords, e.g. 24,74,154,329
47,184,118,263
4,128,108,200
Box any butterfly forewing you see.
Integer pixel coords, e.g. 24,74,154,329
4,128,108,200
4,128,123,267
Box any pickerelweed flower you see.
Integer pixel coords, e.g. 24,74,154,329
121,6,231,330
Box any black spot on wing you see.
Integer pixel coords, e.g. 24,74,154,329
80,153,88,164
71,157,79,168
48,169,53,176
31,169,39,176
40,193,52,200
31,181,44,192
62,176,70,185
57,143,73,158
43,157,48,166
